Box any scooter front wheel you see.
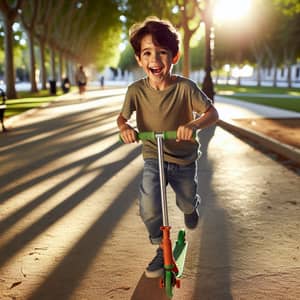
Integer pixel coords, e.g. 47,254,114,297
164,270,177,299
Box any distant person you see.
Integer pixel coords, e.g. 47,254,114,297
75,65,87,95
62,77,70,93
100,76,105,89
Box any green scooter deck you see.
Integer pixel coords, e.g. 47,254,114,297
172,229,188,278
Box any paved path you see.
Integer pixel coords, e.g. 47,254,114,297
0,89,299,299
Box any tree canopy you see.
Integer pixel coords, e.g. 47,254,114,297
1,0,300,98
0,0,122,98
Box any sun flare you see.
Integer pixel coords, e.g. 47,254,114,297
213,0,252,23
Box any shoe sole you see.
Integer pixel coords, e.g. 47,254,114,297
144,268,164,278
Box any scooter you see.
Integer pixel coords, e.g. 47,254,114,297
127,131,189,298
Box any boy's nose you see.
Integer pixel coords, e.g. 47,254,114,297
151,51,161,62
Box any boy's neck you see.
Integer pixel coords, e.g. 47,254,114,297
148,75,176,91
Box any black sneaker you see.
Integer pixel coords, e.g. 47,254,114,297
184,199,201,229
145,247,164,278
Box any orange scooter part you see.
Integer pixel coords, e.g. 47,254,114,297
160,226,179,275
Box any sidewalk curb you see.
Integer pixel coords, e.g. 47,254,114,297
218,119,300,165
4,101,51,128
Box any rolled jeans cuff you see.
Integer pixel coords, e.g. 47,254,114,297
150,235,162,245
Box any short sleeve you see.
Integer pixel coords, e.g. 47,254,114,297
190,82,213,113
121,85,136,120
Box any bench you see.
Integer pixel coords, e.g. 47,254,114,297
0,88,7,132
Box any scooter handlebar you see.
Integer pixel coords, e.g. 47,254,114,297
119,130,196,143
119,131,177,143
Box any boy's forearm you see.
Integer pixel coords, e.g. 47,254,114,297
117,114,130,130
117,113,137,143
190,106,219,130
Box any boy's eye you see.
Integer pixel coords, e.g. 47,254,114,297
142,51,151,56
160,50,168,55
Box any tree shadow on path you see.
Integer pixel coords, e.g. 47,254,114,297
26,156,142,300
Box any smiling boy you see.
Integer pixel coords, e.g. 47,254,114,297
117,17,219,278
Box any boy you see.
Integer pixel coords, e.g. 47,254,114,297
117,17,219,278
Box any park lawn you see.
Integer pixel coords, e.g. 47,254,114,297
215,84,300,112
219,95,300,113
5,89,67,118
215,84,300,96
5,96,60,118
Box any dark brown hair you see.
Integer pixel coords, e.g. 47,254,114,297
129,17,180,58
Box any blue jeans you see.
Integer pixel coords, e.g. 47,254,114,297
139,158,199,244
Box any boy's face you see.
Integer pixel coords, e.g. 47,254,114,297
135,34,174,87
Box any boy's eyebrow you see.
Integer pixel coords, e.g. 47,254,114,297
141,47,152,52
141,46,169,52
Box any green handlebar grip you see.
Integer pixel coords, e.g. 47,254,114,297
163,131,177,140
137,131,156,140
138,131,177,140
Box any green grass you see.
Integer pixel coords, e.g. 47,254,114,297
215,84,300,112
219,95,300,112
215,84,300,96
4,89,66,118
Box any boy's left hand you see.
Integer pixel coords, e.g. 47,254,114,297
176,124,195,142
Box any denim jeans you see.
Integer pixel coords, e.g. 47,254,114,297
139,158,199,244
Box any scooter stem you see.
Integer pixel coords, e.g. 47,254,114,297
156,133,169,227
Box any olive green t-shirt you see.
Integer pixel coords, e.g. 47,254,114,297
121,76,213,165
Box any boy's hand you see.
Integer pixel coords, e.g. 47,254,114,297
176,124,196,142
119,124,138,143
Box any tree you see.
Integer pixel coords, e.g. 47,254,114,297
273,0,300,87
174,0,202,78
0,0,24,99
118,43,136,71
201,0,214,98
20,0,39,92
35,0,53,89
213,0,300,87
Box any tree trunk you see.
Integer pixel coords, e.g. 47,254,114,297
272,65,277,88
3,16,17,99
50,48,56,80
182,33,191,78
287,61,292,88
39,39,47,90
284,47,293,89
65,59,69,80
264,43,278,89
202,0,214,101
58,53,63,84
256,62,261,87
28,31,38,92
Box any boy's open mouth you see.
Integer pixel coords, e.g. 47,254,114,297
149,67,163,75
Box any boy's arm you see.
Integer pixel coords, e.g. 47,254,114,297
176,105,219,142
117,113,137,143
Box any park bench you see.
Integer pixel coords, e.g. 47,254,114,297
0,88,7,132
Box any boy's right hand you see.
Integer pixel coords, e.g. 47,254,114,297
119,125,138,143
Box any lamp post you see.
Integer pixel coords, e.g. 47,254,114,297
202,0,215,102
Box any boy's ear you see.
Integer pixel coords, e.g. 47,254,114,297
172,52,180,64
135,55,143,67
